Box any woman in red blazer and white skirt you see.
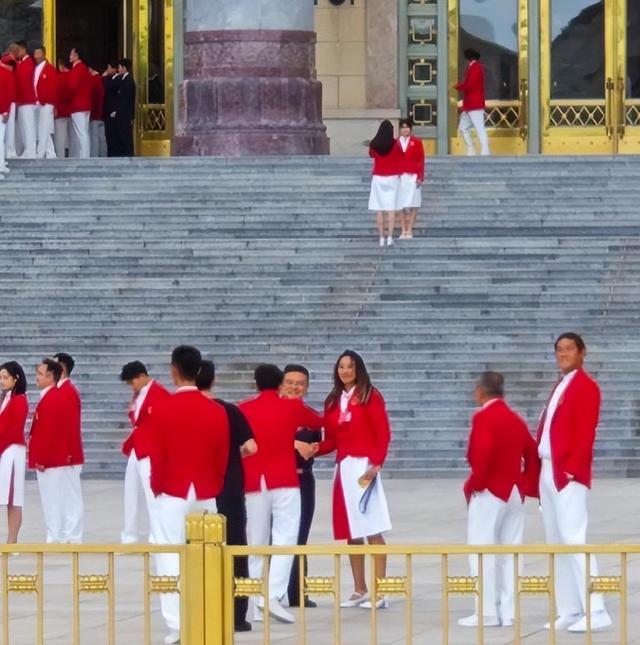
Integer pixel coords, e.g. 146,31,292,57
396,118,425,239
0,361,28,543
368,120,401,248
316,350,392,609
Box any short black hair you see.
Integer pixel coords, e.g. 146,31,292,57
71,48,83,59
118,58,132,71
399,118,413,129
171,345,202,381
107,59,118,69
0,361,27,395
254,364,283,391
284,364,310,382
476,371,504,398
196,359,215,391
41,358,63,382
53,352,75,375
16,41,28,50
120,361,148,382
464,48,481,61
554,332,586,352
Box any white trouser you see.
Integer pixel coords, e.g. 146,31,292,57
0,120,6,173
540,460,605,617
70,111,90,158
467,485,525,622
90,120,107,157
36,465,84,543
54,118,69,158
150,485,216,633
121,451,156,544
36,104,56,159
458,109,490,156
5,103,16,158
17,104,37,159
246,477,301,601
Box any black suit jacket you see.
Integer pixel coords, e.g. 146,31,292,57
115,74,136,123
102,75,120,120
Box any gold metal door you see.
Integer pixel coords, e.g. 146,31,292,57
448,0,529,155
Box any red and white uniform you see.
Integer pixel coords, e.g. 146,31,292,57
463,398,540,625
68,60,92,158
149,387,230,633
121,379,170,544
54,70,71,158
368,144,402,212
537,368,608,620
0,64,14,171
319,387,392,540
89,72,106,157
0,57,17,160
239,389,322,604
0,392,28,506
34,60,57,159
15,54,37,159
455,60,489,156
396,135,425,210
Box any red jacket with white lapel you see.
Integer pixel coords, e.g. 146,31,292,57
35,61,58,106
455,61,486,111
149,390,230,499
463,399,540,504
55,70,71,118
28,387,70,468
0,393,28,455
319,387,391,467
536,368,600,491
122,380,171,459
238,390,323,493
0,65,14,115
369,144,403,176
68,61,92,113
397,135,426,182
57,379,84,466
15,55,36,106
90,72,105,121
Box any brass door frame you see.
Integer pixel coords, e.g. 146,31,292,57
448,0,529,155
617,0,640,153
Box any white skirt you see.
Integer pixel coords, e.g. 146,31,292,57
396,173,422,209
338,456,392,539
368,175,400,212
0,445,26,507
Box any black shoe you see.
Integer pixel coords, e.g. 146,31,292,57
289,597,317,608
235,621,252,632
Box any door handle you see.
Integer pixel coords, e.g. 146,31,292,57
617,77,626,139
605,77,614,139
519,79,528,140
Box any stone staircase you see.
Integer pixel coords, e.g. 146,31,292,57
1,155,639,478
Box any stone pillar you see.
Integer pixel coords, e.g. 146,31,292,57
174,0,329,155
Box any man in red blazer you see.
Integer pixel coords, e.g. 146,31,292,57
148,345,229,645
239,364,323,624
119,360,170,544
12,41,37,159
0,58,12,175
67,48,92,158
33,47,57,159
454,48,490,156
54,59,71,158
537,332,611,632
460,371,539,628
89,68,106,156
0,53,17,160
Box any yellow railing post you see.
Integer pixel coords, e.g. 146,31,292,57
183,512,206,645
203,514,227,645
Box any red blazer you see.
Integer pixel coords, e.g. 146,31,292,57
0,394,28,455
15,55,36,106
68,61,92,113
536,368,600,491
35,62,58,106
369,144,402,177
90,73,105,121
455,61,486,111
0,66,13,115
150,390,230,500
239,390,323,493
28,387,71,469
319,387,391,467
55,71,71,119
464,399,540,504
58,379,84,466
397,136,425,182
122,380,171,459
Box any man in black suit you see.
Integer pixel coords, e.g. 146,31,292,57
114,58,136,156
102,61,120,156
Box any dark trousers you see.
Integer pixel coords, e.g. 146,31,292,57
115,117,134,156
287,471,316,606
216,490,248,626
105,118,119,157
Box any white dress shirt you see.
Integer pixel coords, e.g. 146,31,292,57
538,370,577,459
134,379,154,422
34,61,45,99
340,386,355,413
399,135,410,152
0,391,11,415
40,385,54,400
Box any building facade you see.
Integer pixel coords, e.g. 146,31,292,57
2,0,639,155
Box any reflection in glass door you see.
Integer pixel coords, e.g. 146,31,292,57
449,0,528,155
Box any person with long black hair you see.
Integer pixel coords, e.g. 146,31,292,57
316,350,392,609
368,120,401,247
0,361,28,543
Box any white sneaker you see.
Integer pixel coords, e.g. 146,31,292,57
544,613,582,630
379,237,385,247
267,598,295,624
386,236,393,246
164,631,180,644
398,233,408,240
340,592,369,608
361,596,389,609
567,611,612,633
406,233,413,239
458,614,500,627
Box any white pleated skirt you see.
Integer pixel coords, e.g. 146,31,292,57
368,175,400,212
396,173,422,209
0,445,26,507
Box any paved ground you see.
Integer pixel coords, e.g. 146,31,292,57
2,478,638,644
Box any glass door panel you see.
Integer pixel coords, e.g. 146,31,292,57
619,0,640,152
